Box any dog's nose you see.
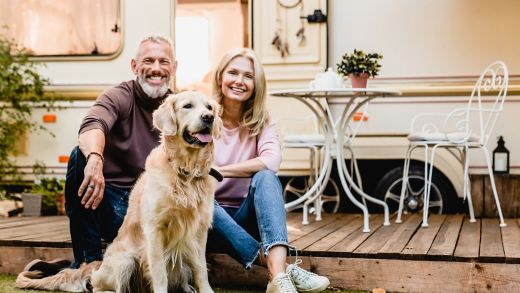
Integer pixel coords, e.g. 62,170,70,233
201,113,214,124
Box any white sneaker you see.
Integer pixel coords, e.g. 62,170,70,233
286,260,330,293
266,272,298,293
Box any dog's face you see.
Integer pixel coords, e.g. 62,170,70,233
153,91,221,147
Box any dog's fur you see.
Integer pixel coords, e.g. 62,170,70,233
16,91,221,293
16,261,101,292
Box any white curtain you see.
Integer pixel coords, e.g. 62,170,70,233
0,0,120,56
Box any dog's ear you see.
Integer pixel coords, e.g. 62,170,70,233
210,99,222,140
153,97,177,136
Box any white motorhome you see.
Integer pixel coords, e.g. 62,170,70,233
2,0,519,215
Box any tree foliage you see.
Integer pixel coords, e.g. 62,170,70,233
0,31,52,195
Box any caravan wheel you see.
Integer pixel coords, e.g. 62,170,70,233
374,165,458,215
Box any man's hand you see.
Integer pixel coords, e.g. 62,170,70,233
78,154,105,209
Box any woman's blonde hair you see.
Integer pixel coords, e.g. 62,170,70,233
212,48,269,137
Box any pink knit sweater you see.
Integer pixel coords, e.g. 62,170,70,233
214,121,281,207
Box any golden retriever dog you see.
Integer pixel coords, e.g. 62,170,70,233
91,91,221,293
17,91,221,293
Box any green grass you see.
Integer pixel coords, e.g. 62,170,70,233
0,274,63,293
1,274,366,293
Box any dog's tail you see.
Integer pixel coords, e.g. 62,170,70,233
116,254,147,293
16,262,100,293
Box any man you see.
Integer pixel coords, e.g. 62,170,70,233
64,35,177,268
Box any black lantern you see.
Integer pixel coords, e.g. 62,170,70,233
493,136,509,174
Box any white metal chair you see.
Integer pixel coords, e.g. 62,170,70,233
282,102,368,223
398,61,508,227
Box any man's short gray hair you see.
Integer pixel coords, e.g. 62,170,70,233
135,34,174,59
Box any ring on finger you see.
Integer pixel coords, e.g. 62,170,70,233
88,184,95,189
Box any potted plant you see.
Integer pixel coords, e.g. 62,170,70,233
21,162,65,216
336,49,383,88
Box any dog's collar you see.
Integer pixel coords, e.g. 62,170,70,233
176,167,222,182
163,146,222,182
209,168,223,182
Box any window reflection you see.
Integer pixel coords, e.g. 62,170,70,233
0,0,121,56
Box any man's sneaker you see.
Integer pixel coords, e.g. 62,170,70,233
286,260,330,293
266,272,298,293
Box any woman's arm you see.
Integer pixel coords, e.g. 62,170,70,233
217,158,266,178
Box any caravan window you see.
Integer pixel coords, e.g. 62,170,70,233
0,0,121,57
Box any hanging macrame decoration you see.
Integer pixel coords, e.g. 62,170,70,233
271,0,306,58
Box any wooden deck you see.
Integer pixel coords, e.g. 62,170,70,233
1,213,520,292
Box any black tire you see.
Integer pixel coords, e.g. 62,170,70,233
374,164,459,215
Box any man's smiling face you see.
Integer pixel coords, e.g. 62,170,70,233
132,40,177,99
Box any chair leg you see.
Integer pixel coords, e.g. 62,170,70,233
462,146,476,223
422,145,435,228
482,148,507,227
397,145,413,224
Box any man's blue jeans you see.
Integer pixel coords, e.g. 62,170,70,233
207,170,292,269
64,146,130,268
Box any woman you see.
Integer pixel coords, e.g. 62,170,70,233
209,48,330,293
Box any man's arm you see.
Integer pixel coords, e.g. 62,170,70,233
77,129,106,210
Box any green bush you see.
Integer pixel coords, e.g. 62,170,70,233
0,29,54,198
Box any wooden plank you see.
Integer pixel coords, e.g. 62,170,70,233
287,213,341,243
14,226,68,241
207,254,268,288
352,214,411,257
453,218,481,261
501,218,520,263
208,255,520,293
8,220,68,238
0,220,69,240
469,175,485,217
328,214,385,256
479,218,505,262
378,213,422,257
285,212,301,226
483,175,520,217
0,246,74,274
0,216,64,230
307,257,520,293
305,214,361,253
427,214,464,260
402,214,446,259
291,215,355,252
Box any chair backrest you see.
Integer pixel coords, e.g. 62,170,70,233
470,61,508,145
446,61,508,145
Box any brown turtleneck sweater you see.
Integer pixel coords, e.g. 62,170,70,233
79,80,170,189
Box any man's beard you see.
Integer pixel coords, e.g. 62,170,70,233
138,76,169,99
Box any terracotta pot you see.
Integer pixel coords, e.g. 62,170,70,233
349,73,369,88
56,192,65,215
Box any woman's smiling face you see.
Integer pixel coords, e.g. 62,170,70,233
220,56,255,103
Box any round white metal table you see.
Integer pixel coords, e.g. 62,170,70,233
271,88,402,232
